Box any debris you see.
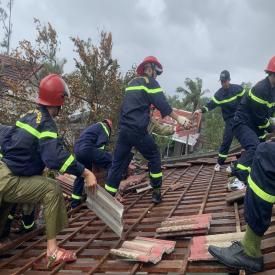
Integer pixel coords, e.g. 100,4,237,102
110,236,175,264
156,214,212,238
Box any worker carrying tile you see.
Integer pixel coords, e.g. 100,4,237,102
228,56,275,186
104,56,192,204
194,70,245,174
0,74,97,269
208,140,275,273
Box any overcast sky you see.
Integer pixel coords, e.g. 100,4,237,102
5,0,275,96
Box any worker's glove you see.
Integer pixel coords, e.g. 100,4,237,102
177,116,192,129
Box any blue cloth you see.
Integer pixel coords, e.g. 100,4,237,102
106,129,162,193
74,122,110,152
245,142,275,236
1,106,84,177
217,119,234,165
202,84,244,121
119,76,172,134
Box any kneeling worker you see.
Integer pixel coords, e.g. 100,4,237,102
0,74,97,268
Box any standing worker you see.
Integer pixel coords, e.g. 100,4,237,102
71,119,113,208
229,56,275,184
0,74,97,268
195,70,245,174
105,56,191,203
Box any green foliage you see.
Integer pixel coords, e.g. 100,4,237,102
176,77,210,112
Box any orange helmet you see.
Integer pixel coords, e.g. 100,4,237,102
37,74,70,106
265,56,275,73
103,119,112,130
136,56,163,76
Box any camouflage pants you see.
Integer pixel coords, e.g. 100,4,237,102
0,162,68,239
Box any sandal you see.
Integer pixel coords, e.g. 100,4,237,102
46,248,76,269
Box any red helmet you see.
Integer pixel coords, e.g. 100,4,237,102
37,74,70,106
103,119,112,130
265,56,275,73
136,56,163,76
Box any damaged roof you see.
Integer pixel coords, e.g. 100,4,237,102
0,150,275,274
153,108,202,146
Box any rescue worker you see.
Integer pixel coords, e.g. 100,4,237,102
105,56,191,203
229,56,275,184
0,74,97,268
208,141,275,273
195,70,245,173
71,119,113,208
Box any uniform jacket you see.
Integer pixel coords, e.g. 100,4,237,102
235,77,275,133
202,84,245,121
74,122,111,153
1,106,84,177
119,76,172,133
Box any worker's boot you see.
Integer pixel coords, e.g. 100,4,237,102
208,241,263,273
152,188,162,204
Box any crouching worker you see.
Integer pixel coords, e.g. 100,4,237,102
0,74,97,268
71,119,113,208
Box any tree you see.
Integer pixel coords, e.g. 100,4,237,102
0,0,13,54
176,77,209,112
0,19,66,125
68,32,135,140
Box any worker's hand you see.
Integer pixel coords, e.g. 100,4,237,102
177,116,192,129
83,169,97,194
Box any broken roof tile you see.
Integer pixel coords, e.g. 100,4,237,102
110,237,175,264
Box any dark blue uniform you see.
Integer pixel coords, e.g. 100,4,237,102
232,77,275,182
245,142,275,236
0,107,85,238
202,84,245,165
1,107,84,177
71,122,113,208
105,76,172,195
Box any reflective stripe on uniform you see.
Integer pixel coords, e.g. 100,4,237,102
22,221,35,230
71,193,82,200
0,152,2,159
8,214,14,220
99,145,105,150
105,184,117,193
248,174,275,204
259,133,267,140
99,122,110,137
125,85,163,94
150,172,163,178
60,155,75,173
236,163,251,172
16,121,57,139
203,106,209,112
259,120,270,129
248,89,275,108
218,153,228,158
212,89,246,105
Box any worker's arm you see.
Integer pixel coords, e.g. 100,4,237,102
146,78,191,128
38,120,97,192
